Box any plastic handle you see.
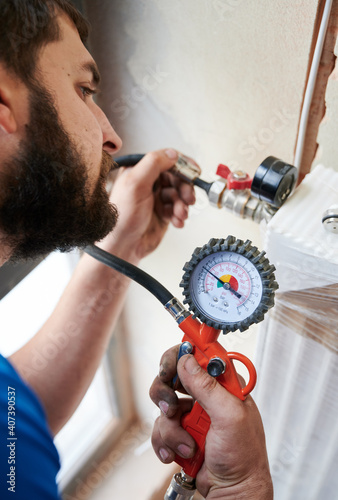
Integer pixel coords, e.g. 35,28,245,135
173,317,257,478
226,352,257,397
174,351,257,477
174,402,210,478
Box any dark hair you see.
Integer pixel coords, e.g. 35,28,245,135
0,0,89,86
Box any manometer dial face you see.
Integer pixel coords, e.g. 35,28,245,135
190,250,263,323
180,236,278,333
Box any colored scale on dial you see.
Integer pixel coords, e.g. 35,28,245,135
190,251,263,324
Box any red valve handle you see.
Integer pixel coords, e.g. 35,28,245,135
174,315,257,478
216,163,231,179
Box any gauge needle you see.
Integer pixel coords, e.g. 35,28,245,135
202,266,242,299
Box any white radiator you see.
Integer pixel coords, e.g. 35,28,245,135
253,164,338,500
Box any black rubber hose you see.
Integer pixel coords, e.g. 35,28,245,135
84,244,174,306
193,177,213,194
115,154,145,167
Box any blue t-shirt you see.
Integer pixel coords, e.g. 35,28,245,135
0,354,61,499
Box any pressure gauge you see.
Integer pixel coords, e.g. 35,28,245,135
180,236,278,333
251,156,298,208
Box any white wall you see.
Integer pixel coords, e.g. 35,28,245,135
84,0,318,420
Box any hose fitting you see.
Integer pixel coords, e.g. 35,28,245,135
164,472,196,500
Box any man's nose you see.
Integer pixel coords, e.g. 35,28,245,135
94,104,122,154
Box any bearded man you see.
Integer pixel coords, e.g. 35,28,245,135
0,2,272,499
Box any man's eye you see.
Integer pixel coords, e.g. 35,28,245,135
80,86,97,99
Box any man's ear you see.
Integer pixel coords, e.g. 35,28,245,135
0,89,17,134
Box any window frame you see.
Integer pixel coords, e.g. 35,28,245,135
0,254,136,497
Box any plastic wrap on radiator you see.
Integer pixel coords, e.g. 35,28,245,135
261,163,338,352
253,164,338,500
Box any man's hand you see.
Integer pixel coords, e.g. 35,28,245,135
101,149,199,263
150,349,273,500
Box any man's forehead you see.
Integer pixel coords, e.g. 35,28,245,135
57,13,99,77
38,12,100,85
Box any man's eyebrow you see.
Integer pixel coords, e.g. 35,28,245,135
78,61,101,86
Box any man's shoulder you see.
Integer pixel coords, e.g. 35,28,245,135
0,354,61,499
0,354,47,422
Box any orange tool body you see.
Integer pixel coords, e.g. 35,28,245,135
175,315,257,478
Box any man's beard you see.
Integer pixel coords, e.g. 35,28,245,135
0,83,119,262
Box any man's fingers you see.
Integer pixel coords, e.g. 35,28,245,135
149,345,181,418
159,171,197,206
149,376,179,418
178,181,196,205
158,187,189,225
159,345,180,382
151,417,176,463
158,398,196,459
151,399,196,462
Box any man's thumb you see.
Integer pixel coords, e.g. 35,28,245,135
177,354,239,419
